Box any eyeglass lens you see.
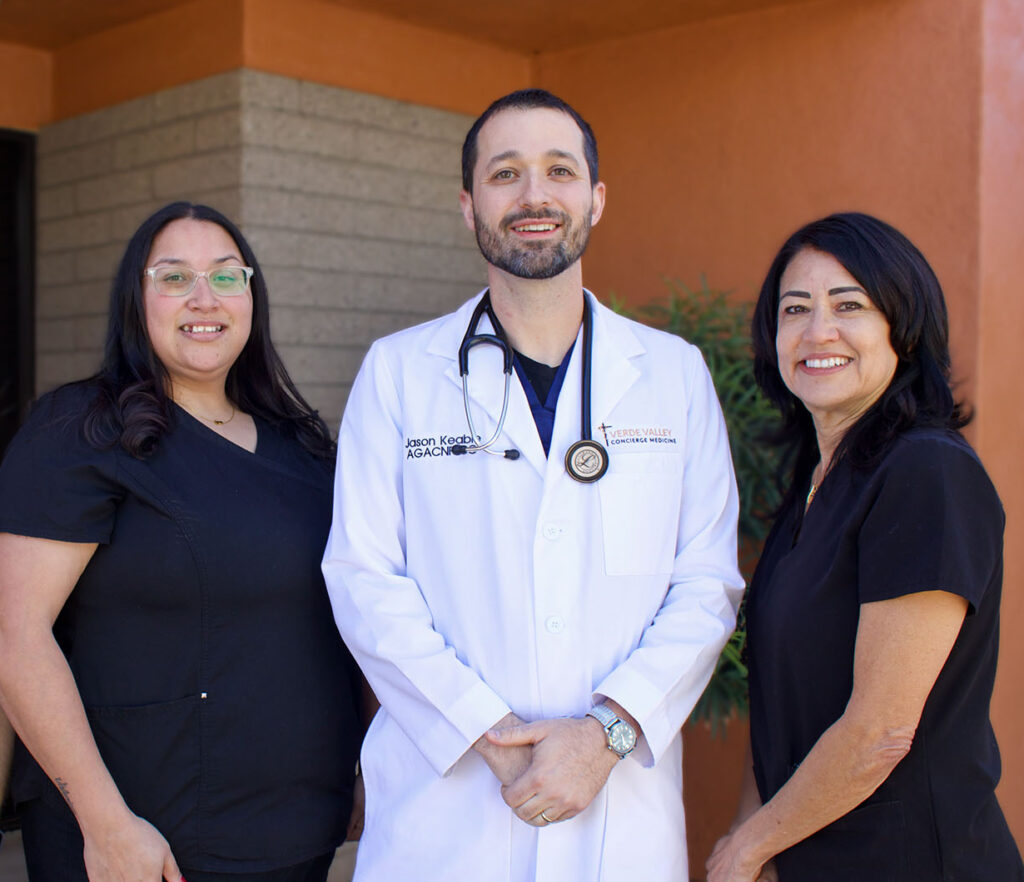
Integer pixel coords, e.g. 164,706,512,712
151,267,250,296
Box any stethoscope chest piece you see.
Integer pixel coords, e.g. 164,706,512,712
565,439,609,483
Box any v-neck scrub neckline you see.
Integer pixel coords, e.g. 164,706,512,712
172,401,261,455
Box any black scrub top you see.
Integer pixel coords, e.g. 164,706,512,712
0,384,361,872
747,428,1023,882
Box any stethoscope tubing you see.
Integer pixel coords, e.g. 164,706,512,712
460,364,513,454
579,294,595,443
453,294,516,457
453,291,608,480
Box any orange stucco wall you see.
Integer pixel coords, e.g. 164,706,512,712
977,0,1024,832
535,0,1022,858
535,0,981,398
31,0,525,127
50,0,245,121
242,0,529,115
0,40,52,130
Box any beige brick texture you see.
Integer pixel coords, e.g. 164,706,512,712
34,69,483,420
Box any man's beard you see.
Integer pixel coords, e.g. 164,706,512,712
473,207,592,280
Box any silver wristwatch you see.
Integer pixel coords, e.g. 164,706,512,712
586,703,637,759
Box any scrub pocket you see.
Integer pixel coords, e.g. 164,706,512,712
86,695,201,860
598,451,683,576
776,799,909,882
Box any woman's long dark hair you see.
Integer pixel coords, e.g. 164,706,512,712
751,212,968,509
82,201,335,461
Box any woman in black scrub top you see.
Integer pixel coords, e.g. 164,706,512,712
707,213,1023,882
0,203,363,882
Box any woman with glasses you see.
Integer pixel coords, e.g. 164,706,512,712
0,202,363,882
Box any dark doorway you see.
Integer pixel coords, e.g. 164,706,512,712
0,130,35,458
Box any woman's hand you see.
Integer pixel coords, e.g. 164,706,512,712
82,811,182,882
706,829,770,882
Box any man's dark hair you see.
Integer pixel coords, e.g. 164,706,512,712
751,211,969,507
461,88,599,193
80,201,334,461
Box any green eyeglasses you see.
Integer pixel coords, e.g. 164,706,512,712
145,265,254,297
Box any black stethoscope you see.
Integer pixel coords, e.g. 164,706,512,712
450,291,609,483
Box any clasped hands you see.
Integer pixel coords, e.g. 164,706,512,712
473,710,622,828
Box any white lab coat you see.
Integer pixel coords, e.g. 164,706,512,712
323,291,743,882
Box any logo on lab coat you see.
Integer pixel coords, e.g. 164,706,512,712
598,423,677,447
405,434,477,459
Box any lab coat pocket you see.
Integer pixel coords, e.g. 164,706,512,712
598,452,683,576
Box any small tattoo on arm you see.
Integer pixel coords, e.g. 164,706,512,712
54,776,74,809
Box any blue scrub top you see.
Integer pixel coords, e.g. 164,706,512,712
513,347,572,456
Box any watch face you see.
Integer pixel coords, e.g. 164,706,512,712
608,721,636,754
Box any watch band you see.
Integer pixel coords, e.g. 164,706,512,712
586,703,619,730
586,703,636,759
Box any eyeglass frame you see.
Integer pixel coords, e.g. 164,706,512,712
143,265,255,297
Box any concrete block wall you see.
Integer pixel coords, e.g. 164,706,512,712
35,70,483,421
237,71,483,422
36,73,245,391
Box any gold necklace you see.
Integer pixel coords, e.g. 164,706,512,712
805,458,832,508
195,405,236,426
805,481,819,507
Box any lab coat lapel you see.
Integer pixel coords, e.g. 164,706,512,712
546,323,584,475
584,293,645,443
428,293,547,478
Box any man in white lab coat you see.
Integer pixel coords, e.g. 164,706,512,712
323,89,743,881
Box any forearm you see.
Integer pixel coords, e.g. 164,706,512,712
729,713,910,866
0,629,132,836
595,577,737,763
731,740,762,829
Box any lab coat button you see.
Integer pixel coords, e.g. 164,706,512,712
545,615,565,634
542,524,562,541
